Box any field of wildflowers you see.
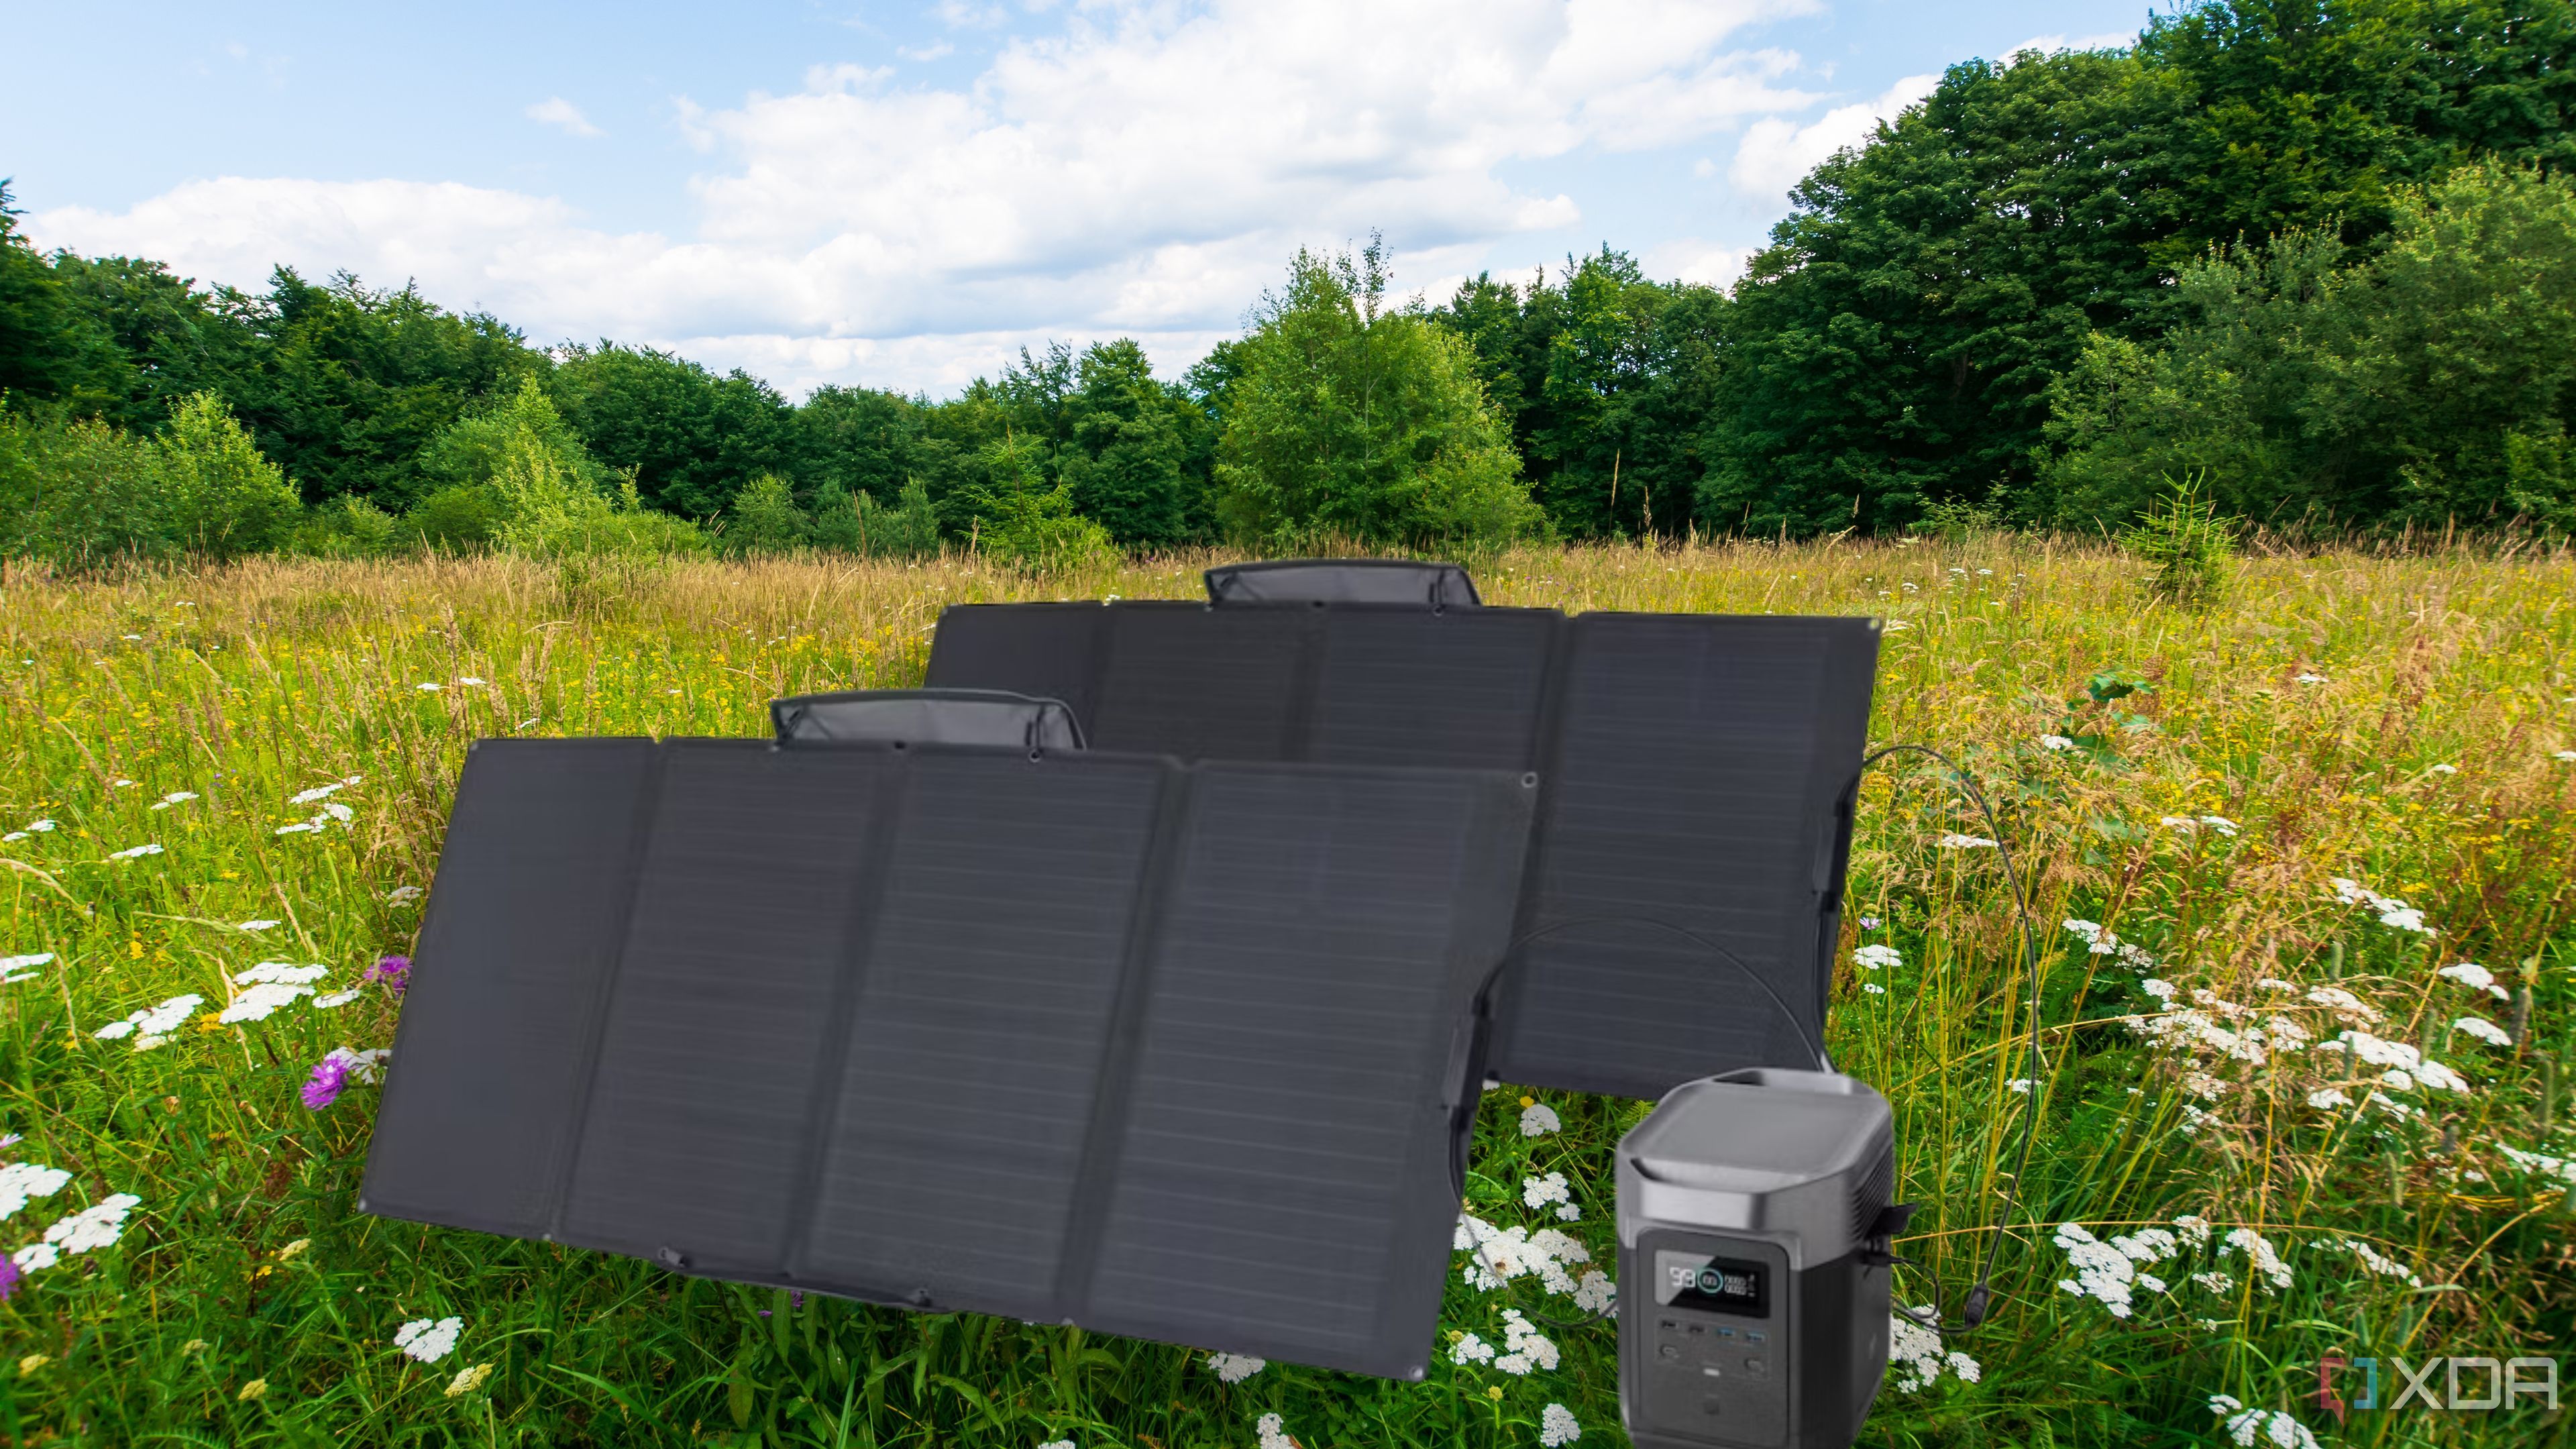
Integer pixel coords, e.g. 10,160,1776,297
0,539,2569,1447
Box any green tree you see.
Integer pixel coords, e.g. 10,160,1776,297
1058,339,1194,549
158,392,301,559
1216,239,1538,551
548,343,796,518
2043,165,2576,532
220,270,541,511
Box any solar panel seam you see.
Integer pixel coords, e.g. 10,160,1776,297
537,743,668,1245
776,746,911,1286
1046,761,1196,1326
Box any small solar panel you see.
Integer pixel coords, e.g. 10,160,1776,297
362,738,1532,1379
924,600,1878,1099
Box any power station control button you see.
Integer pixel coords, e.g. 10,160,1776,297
1658,1345,1680,1361
1744,1331,1767,1344
1743,1356,1769,1378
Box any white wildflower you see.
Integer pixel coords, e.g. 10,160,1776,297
20,820,55,833
2039,735,2075,751
111,779,136,788
2452,1016,2512,1048
1519,1102,1562,1137
2378,1069,2415,1091
234,962,329,987
1538,1404,1581,1447
2218,1405,2320,1449
2181,1071,2226,1100
321,802,354,824
11,1244,59,1271
323,1046,389,1083
2198,815,2239,837
236,920,280,932
150,792,197,810
1207,1352,1265,1383
1863,983,1887,994
415,682,442,692
288,782,344,805
2436,961,2512,1002
106,843,164,860
1521,1173,1572,1212
2497,1145,2576,1185
1256,1411,1295,1449
1493,1309,1560,1375
2218,1229,2292,1292
94,994,203,1042
2053,1222,2143,1317
2141,979,2176,1002
394,1316,464,1364
2556,750,2576,762
2317,1238,2421,1288
1,952,54,980
388,885,423,903
40,1192,141,1254
2192,1271,2234,1293
2306,1088,2351,1110
1889,1312,1939,1390
311,989,360,1009
2294,674,2327,684
457,676,486,686
1853,944,1902,971
219,983,314,1024
2006,1078,2034,1095
274,821,322,836
1570,1270,1615,1315
2174,1216,2212,1249
2302,986,2379,1024
1935,834,1998,850
0,1163,74,1222
2427,763,2457,775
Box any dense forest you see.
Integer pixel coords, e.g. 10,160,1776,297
7,0,2576,567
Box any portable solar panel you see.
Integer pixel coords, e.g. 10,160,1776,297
362,737,1532,1379
770,687,1084,750
922,599,1878,1099
1205,557,1483,607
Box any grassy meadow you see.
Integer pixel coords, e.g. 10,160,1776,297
0,539,2571,1448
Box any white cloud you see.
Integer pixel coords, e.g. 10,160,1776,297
35,0,1821,394
1727,71,1938,205
526,97,604,138
897,40,957,62
1642,239,1760,289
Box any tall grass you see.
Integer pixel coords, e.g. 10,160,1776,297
0,539,2569,1447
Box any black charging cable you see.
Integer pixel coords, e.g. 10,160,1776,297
1451,744,2045,1339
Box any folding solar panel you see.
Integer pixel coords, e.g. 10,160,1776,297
923,599,1879,1100
362,737,1532,1379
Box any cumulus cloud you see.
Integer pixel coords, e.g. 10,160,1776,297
525,97,604,138
1727,71,1939,205
35,0,1821,393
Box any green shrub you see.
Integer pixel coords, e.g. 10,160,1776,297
722,473,810,556
403,484,508,551
158,393,302,560
290,494,402,558
824,477,941,557
0,409,170,568
2118,472,2237,609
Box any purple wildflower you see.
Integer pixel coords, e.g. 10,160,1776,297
365,955,411,994
301,1054,352,1111
0,1254,19,1301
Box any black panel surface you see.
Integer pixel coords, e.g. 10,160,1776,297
365,738,1532,1380
362,739,656,1238
802,751,1162,1315
924,600,1879,1099
1083,765,1530,1375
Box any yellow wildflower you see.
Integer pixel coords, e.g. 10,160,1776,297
237,1377,268,1401
18,1354,50,1375
445,1362,495,1397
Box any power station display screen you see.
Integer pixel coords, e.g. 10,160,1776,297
1653,1250,1770,1318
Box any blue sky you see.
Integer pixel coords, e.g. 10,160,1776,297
13,1,2156,396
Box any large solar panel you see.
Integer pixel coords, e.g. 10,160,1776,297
362,737,1531,1379
924,600,1878,1099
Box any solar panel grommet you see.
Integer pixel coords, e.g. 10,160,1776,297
1520,772,1540,790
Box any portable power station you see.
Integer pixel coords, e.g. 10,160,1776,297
1616,1069,1904,1449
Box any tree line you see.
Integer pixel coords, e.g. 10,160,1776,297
6,0,2576,570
